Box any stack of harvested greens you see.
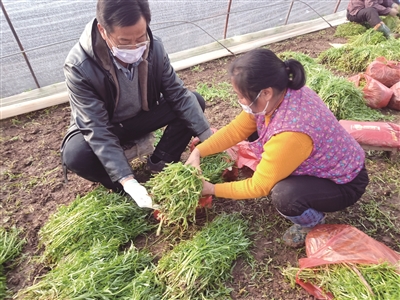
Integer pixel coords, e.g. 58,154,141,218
156,213,251,300
38,188,153,264
318,29,400,73
145,162,204,233
334,22,367,38
278,51,387,121
283,262,400,299
0,226,26,298
200,152,235,184
18,188,161,299
18,241,163,300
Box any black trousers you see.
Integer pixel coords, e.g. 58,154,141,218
270,166,369,216
346,8,382,27
62,91,206,190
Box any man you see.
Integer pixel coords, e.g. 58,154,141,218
347,0,400,39
61,0,212,208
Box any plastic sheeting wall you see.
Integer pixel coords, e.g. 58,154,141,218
0,0,347,98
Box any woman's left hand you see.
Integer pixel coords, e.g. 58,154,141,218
202,179,215,196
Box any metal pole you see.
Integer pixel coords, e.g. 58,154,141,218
333,0,342,13
1,0,40,88
223,0,233,39
284,0,295,25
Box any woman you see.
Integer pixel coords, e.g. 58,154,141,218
347,0,399,39
186,49,369,248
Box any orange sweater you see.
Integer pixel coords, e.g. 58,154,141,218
196,111,313,199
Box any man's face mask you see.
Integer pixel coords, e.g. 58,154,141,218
105,30,149,64
110,44,147,64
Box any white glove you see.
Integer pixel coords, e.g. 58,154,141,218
123,179,157,209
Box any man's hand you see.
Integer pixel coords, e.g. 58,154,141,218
123,178,158,209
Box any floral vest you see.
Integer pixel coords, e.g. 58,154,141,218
249,87,365,184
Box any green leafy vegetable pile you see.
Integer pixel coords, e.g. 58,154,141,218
0,226,26,299
145,162,204,233
39,188,153,264
200,152,235,184
283,262,400,299
278,51,387,121
156,213,251,300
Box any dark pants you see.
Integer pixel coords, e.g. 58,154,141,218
347,8,382,27
62,91,206,190
270,166,369,216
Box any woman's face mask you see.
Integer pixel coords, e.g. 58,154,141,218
238,90,269,115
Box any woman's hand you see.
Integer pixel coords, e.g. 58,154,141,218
202,179,215,196
185,148,215,195
185,147,201,168
389,7,399,16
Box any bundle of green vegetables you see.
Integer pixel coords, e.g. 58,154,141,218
200,152,235,184
318,29,400,73
283,262,400,299
39,188,153,264
156,213,251,300
334,22,367,38
145,162,204,233
278,51,386,121
18,240,163,300
0,226,26,299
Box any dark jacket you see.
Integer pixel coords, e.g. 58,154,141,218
61,18,210,182
347,0,394,16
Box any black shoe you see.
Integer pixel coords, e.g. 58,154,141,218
146,156,167,173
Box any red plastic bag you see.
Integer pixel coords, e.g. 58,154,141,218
296,224,400,299
348,73,393,108
225,141,259,171
339,120,400,149
365,56,400,88
387,82,400,111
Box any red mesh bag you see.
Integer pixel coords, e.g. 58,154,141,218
365,56,400,88
348,73,393,108
387,82,400,111
296,224,400,299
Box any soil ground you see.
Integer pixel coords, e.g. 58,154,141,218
1,27,399,299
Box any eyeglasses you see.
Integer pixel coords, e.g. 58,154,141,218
106,32,149,50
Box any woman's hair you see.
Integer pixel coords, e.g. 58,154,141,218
96,0,151,33
229,48,306,102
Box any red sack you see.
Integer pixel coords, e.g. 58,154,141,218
296,224,400,299
348,73,393,108
365,56,400,88
339,120,400,149
387,82,400,111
